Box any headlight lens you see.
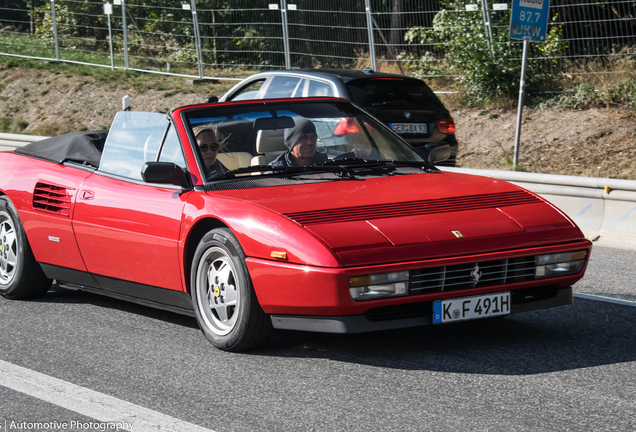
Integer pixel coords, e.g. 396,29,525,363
535,251,587,278
349,271,409,300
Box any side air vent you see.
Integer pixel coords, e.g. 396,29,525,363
32,182,74,217
284,191,540,225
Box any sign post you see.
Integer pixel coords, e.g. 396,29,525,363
104,3,114,70
509,0,550,169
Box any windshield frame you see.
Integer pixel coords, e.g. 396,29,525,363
178,98,433,184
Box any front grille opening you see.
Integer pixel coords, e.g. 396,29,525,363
410,256,536,294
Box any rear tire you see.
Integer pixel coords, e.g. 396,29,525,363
0,196,52,299
190,228,272,351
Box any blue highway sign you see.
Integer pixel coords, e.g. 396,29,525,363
509,0,551,42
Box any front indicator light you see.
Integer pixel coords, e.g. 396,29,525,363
535,251,587,278
349,271,409,300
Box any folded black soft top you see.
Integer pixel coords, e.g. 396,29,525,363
14,130,108,168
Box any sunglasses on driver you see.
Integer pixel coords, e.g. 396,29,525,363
199,144,219,152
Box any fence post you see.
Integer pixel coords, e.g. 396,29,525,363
481,0,495,60
104,3,114,70
121,0,129,69
191,0,204,78
364,0,377,71
50,0,60,61
280,0,291,69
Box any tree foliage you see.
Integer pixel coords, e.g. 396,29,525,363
404,0,566,105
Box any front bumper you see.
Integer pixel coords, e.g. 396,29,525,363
247,240,590,318
270,286,573,333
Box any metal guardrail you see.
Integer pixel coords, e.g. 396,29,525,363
2,133,635,250
0,132,49,152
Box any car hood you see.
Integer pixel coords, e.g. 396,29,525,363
211,171,583,266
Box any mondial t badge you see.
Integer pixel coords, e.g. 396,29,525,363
452,230,464,238
404,112,411,119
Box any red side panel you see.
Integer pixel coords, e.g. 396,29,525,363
72,174,189,291
0,153,91,271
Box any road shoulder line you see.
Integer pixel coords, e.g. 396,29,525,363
0,359,215,432
574,292,636,307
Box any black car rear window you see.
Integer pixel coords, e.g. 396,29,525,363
346,78,444,109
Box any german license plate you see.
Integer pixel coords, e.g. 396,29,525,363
389,123,427,134
433,292,510,324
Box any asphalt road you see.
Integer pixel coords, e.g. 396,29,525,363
1,245,635,431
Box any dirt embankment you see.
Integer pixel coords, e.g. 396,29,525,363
1,66,635,179
453,106,636,179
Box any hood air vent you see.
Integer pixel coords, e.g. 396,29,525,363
32,182,74,217
284,191,540,226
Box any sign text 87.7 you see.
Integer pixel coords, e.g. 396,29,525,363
519,11,542,23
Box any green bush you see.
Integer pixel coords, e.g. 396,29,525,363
545,78,636,110
404,0,566,106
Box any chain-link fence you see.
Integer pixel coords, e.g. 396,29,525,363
1,0,634,79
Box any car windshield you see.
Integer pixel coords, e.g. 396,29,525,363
184,100,427,182
345,78,444,109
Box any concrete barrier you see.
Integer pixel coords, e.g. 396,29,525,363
2,133,635,249
441,167,636,250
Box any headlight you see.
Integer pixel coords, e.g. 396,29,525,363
535,251,587,278
349,271,409,300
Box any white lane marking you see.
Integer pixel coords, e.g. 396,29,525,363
0,359,215,432
574,292,636,307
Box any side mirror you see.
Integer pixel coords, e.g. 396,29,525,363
416,143,451,165
427,144,451,164
141,162,189,188
205,95,219,104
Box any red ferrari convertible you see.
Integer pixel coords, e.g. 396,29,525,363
0,98,591,351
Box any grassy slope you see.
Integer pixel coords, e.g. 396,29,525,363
1,57,635,179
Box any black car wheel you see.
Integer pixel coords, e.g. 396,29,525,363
0,196,52,299
191,228,272,351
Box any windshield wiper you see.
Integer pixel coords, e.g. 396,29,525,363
319,157,386,166
207,164,356,181
388,160,439,172
319,158,438,173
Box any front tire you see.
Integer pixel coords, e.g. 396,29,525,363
191,228,272,351
0,196,52,299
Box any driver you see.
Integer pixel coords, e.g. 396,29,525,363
193,125,228,178
270,118,328,167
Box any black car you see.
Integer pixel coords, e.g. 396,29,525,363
217,69,458,166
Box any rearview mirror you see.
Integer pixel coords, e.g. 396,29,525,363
141,162,189,188
253,116,295,131
205,95,219,104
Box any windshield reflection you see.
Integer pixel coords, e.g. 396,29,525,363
185,101,426,181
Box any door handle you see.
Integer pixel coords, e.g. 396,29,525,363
80,190,95,200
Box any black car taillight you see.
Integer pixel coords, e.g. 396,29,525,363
334,117,361,135
436,116,456,134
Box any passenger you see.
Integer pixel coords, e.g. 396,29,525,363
270,118,328,167
193,125,228,178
